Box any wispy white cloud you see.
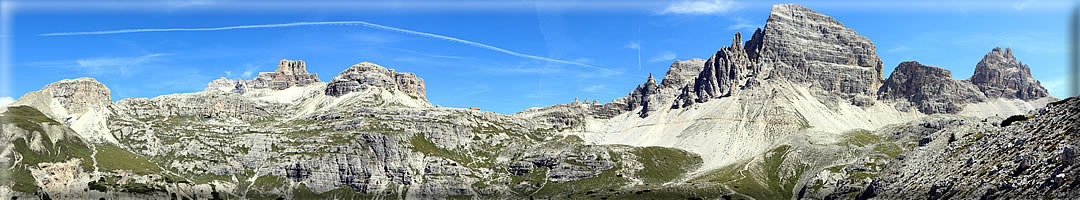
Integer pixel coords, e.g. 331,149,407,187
649,51,677,62
659,0,737,15
239,63,260,79
581,84,606,93
0,96,13,106
570,58,593,64
17,1,664,12
490,66,564,74
727,17,758,30
388,48,465,60
75,53,170,76
40,20,622,74
627,41,641,70
1012,0,1037,10
625,41,640,50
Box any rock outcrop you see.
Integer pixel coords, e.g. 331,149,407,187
325,62,427,99
625,74,662,117
671,4,885,109
204,59,322,94
754,4,884,102
674,32,753,108
619,58,708,116
10,77,116,143
247,59,322,90
204,77,248,94
877,61,986,114
39,78,112,115
859,97,1080,199
659,59,708,92
969,47,1050,100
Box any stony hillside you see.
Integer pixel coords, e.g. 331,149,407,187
2,60,706,199
1,3,1070,200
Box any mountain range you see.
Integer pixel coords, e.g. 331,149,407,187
2,4,1076,200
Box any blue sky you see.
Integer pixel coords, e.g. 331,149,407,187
0,0,1075,113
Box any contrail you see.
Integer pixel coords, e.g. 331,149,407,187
41,21,624,74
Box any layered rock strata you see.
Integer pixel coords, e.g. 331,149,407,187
247,59,322,90
969,47,1050,100
325,62,426,99
877,61,986,114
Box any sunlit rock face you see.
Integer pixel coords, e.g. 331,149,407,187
877,61,986,114
325,62,426,100
248,59,323,90
969,47,1051,100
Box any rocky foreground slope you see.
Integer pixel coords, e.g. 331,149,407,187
1,3,1070,200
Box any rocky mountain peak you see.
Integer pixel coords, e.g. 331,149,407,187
204,59,323,93
759,3,884,100
969,47,1049,100
325,62,427,100
37,77,112,115
731,32,743,49
241,59,322,90
276,59,310,75
878,61,986,114
10,77,116,143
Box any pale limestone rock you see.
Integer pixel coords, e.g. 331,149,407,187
969,47,1051,100
324,62,426,100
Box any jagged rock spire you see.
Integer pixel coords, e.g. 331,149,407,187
969,47,1050,100
731,32,742,49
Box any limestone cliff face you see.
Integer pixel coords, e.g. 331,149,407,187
671,4,884,109
876,48,1053,114
325,62,427,100
969,47,1050,100
40,78,112,115
877,62,986,114
10,77,116,143
619,58,708,117
659,59,707,92
625,74,662,117
204,77,247,94
204,59,322,93
674,32,754,108
755,4,883,100
247,59,322,90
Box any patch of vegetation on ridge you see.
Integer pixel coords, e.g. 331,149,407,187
96,144,162,175
690,145,805,200
2,105,61,133
632,146,703,184
9,166,39,193
841,129,885,147
4,106,96,174
408,134,470,164
2,107,95,193
252,175,289,190
532,159,630,198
